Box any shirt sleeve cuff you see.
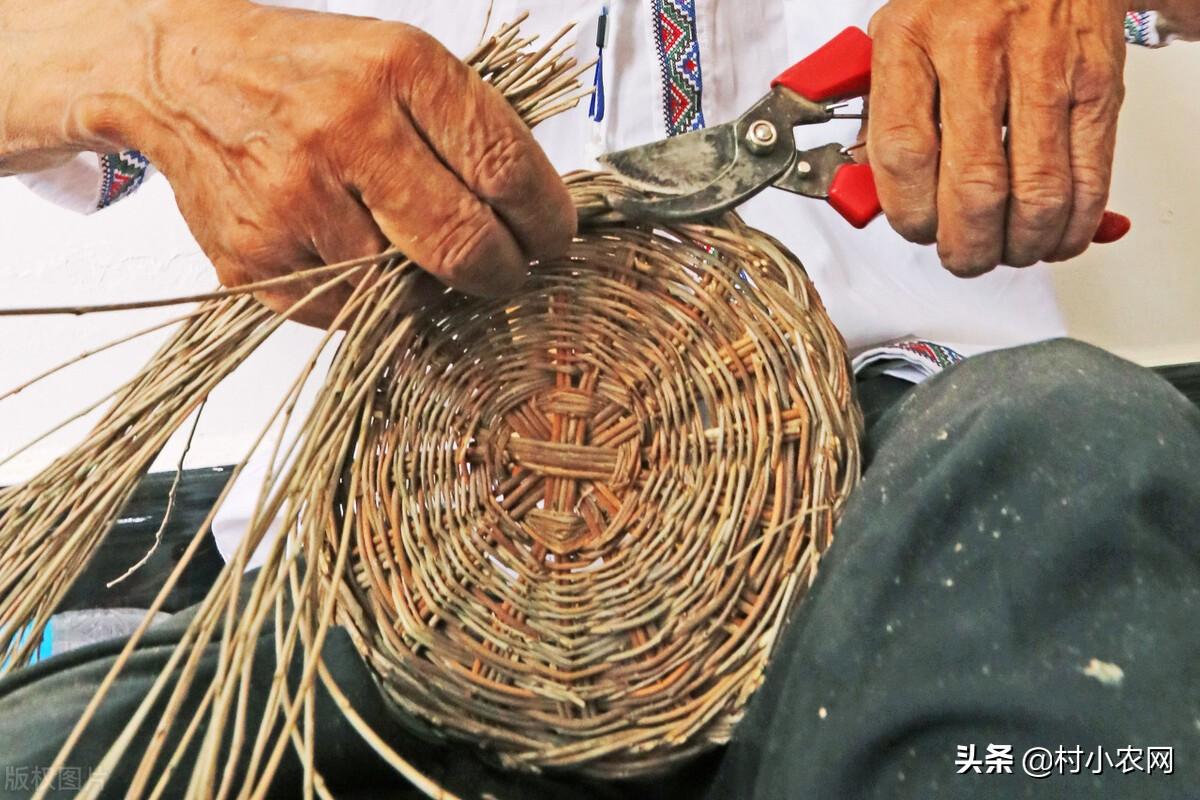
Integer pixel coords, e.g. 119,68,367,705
1125,11,1172,47
17,150,154,215
853,340,968,384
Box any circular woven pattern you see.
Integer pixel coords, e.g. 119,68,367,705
331,175,862,778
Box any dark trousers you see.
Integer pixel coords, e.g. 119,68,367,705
2,339,1197,798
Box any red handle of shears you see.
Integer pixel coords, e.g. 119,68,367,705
773,26,874,103
771,27,1131,245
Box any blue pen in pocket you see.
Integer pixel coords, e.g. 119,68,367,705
588,6,609,122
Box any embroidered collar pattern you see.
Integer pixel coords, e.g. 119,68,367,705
652,0,706,136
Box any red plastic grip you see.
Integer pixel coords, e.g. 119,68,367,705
1093,211,1131,244
828,163,882,229
772,27,873,103
826,164,1126,239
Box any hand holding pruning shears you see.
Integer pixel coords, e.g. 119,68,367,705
604,0,1148,277
867,0,1134,274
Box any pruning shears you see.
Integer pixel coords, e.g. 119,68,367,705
599,27,1131,243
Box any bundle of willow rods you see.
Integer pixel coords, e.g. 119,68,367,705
0,15,861,798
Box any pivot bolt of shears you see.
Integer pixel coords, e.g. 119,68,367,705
746,120,778,155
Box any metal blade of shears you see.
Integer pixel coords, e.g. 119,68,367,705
599,120,796,221
598,125,739,197
598,88,830,222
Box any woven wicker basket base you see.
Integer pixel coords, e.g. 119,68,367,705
327,174,862,779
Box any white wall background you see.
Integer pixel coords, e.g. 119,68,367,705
1052,43,1200,367
1,42,1197,485
0,178,331,484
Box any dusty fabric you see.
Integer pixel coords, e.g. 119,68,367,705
1,339,1196,798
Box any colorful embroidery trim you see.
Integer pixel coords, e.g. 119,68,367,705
97,150,151,211
652,0,706,136
851,340,967,381
895,340,966,371
1124,11,1163,47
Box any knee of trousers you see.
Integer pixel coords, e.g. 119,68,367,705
866,338,1200,504
916,338,1194,449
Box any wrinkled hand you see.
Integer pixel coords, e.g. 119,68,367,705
86,0,575,326
866,0,1130,275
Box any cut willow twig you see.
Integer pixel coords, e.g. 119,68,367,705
0,254,388,317
106,399,206,588
25,264,380,800
5,15,862,800
0,305,209,402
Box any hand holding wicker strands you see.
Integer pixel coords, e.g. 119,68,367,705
0,18,861,798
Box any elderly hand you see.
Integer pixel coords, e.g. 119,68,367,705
0,0,574,326
866,0,1131,275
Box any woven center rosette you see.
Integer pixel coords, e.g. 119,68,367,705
327,172,862,778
